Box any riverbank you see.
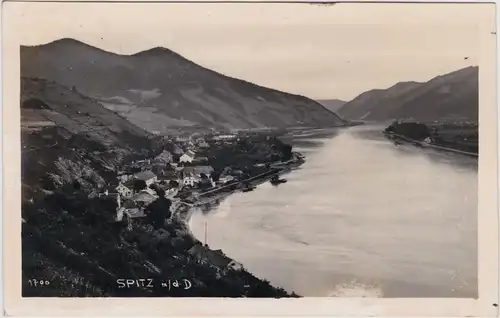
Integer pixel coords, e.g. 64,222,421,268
383,121,478,158
172,153,306,295
384,131,478,157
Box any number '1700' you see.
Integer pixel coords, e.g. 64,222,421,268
27,279,50,287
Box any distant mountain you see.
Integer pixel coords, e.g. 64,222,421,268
21,38,346,133
337,67,478,122
316,99,347,113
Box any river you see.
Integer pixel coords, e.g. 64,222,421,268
189,125,478,298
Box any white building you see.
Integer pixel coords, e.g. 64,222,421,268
117,173,133,183
176,135,191,142
213,134,236,141
115,183,134,198
218,175,235,184
179,150,195,163
183,174,201,187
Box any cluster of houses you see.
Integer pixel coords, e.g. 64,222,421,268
96,135,239,223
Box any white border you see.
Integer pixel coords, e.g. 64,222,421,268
2,1,498,317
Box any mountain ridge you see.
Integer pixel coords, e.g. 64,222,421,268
316,99,347,113
21,38,347,131
337,66,478,122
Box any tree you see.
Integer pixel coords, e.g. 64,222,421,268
132,179,147,192
149,183,161,194
169,180,180,188
282,144,293,160
72,180,81,190
210,170,221,182
130,167,141,174
146,197,172,229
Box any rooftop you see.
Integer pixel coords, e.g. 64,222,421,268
134,170,157,181
184,165,214,175
133,192,157,203
188,244,232,268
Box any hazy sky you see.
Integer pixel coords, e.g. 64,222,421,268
5,2,490,100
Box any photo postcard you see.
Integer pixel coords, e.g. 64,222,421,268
2,1,498,316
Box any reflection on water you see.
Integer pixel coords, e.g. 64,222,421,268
189,125,478,298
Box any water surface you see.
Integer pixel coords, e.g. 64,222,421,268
190,125,478,297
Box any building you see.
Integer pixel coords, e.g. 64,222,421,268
116,200,146,221
183,174,201,187
198,141,210,149
133,171,157,186
179,150,195,163
135,159,151,165
114,183,134,198
141,187,158,197
193,156,209,164
218,175,235,184
133,191,158,204
213,134,236,141
117,173,133,183
183,165,214,177
187,244,243,270
176,135,191,142
154,150,173,163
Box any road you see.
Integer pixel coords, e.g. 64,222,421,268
22,141,58,153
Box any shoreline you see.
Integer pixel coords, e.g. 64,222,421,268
384,131,478,158
172,154,306,293
175,155,304,227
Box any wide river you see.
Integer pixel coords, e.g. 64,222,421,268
189,125,478,298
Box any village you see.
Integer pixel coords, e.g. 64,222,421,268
91,130,304,227
84,131,304,273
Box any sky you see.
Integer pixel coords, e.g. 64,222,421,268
4,2,491,100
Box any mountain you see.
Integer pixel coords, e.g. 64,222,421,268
337,66,478,122
21,38,346,132
316,99,347,112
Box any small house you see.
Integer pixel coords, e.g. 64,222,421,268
116,200,146,221
179,150,195,163
198,141,209,149
133,191,157,204
117,173,133,183
184,165,214,177
133,170,157,186
115,183,134,198
218,175,235,184
183,174,201,187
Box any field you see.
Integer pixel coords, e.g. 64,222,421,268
427,122,478,153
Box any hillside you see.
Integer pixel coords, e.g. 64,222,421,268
337,67,478,122
21,77,156,197
316,99,346,113
21,78,296,298
21,38,346,132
